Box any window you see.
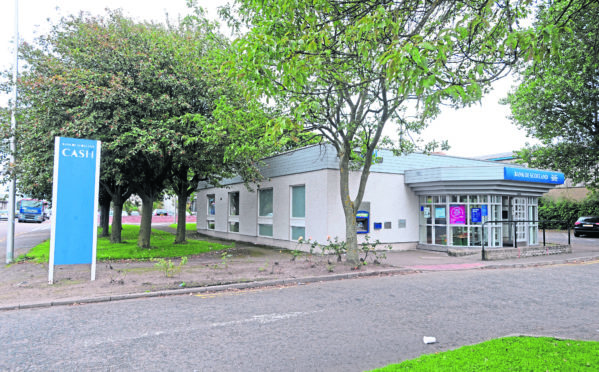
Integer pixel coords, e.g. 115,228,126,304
259,189,273,217
228,192,240,233
229,192,239,216
259,224,273,237
291,226,305,241
291,185,305,218
290,185,306,241
420,194,506,247
207,220,215,230
207,194,215,216
258,189,273,237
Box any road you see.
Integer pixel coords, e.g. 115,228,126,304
1,262,598,371
0,219,51,262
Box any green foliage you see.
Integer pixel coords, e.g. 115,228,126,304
539,193,599,229
297,235,390,266
370,336,599,371
153,256,188,278
506,1,599,190
168,223,197,231
218,251,233,269
1,8,275,247
19,225,230,263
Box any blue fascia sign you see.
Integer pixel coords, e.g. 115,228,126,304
49,137,101,283
504,167,565,184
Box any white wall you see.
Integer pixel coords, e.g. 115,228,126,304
196,169,419,251
325,171,419,247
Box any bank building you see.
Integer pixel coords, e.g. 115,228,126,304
195,144,564,253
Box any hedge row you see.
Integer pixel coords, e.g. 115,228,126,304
539,193,599,229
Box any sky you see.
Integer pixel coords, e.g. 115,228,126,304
0,0,537,158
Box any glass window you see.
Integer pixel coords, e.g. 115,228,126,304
259,189,273,217
207,220,215,230
291,185,305,218
469,226,482,246
259,223,273,237
229,221,239,233
452,226,468,246
291,226,305,241
426,226,432,244
434,206,446,225
435,226,447,245
207,195,215,216
229,192,239,216
424,206,432,224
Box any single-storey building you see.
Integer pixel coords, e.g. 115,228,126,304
195,144,564,252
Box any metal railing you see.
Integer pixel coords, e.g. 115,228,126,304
481,220,571,261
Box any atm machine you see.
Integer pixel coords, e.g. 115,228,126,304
356,211,370,234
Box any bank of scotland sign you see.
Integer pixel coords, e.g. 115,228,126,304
49,137,101,283
503,167,564,185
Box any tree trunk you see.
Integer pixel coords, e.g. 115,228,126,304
344,208,359,266
110,193,124,244
175,194,188,244
138,194,153,248
338,148,360,267
100,202,110,237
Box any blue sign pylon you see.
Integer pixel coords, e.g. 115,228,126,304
49,137,101,284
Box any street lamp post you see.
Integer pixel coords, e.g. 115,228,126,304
6,0,18,264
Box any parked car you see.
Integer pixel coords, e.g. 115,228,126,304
130,211,140,216
153,209,170,216
573,216,599,237
0,210,8,221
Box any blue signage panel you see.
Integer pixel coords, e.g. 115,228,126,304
481,205,488,217
50,137,101,268
471,208,482,223
504,167,564,184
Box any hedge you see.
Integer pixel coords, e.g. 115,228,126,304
539,193,599,229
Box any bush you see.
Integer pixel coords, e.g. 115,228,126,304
539,192,599,229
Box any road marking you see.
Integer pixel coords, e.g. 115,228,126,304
211,309,324,328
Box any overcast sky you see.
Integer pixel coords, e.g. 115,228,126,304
0,0,537,158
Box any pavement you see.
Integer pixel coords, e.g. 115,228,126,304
1,226,598,312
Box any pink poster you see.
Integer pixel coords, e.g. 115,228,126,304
450,205,466,224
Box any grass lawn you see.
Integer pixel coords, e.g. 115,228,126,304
20,224,230,263
168,222,196,231
371,336,599,371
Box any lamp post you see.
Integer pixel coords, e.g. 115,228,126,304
6,0,18,264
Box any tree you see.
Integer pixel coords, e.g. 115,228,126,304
222,0,535,266
4,10,252,247
506,0,599,190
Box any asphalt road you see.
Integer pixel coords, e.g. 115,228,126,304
1,262,598,371
0,219,51,262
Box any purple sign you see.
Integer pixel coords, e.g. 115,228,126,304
450,205,466,224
